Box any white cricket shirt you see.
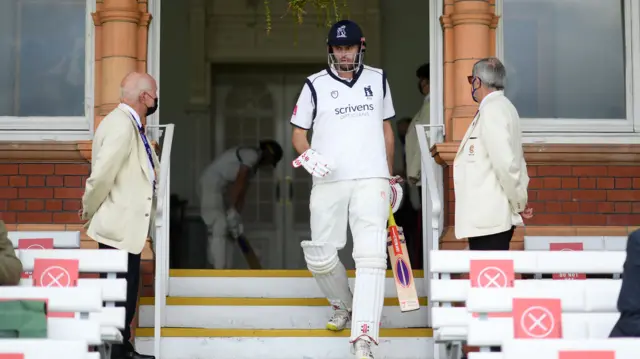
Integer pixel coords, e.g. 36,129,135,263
290,65,395,183
200,146,261,191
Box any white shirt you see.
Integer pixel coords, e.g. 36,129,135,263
120,103,155,184
200,146,261,192
290,65,395,183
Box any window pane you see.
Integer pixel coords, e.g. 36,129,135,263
503,0,625,119
0,0,86,117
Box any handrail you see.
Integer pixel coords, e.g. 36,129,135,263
416,124,444,329
147,124,175,359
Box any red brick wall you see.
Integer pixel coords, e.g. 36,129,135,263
445,165,640,227
0,162,88,224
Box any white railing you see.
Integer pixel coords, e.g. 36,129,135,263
425,0,444,338
416,124,444,330
147,124,175,359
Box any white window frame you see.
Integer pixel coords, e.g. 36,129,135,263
0,0,95,141
495,0,640,143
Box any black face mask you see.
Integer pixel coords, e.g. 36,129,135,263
146,97,159,116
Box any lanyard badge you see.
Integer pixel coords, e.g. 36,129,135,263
137,124,157,192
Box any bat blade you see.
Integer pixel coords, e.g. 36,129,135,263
387,207,420,312
236,234,262,269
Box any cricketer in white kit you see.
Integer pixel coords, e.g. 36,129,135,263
199,140,283,269
290,20,403,359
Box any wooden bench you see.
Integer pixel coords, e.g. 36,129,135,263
8,231,81,248
16,248,128,359
431,250,625,359
464,251,625,354
524,236,628,251
431,250,540,359
18,249,128,341
0,286,103,347
466,285,620,347
0,339,95,359
501,338,640,359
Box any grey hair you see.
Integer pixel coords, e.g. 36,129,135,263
472,57,506,90
120,73,154,101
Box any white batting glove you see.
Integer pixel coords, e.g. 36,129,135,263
226,208,242,238
389,175,404,213
292,149,334,178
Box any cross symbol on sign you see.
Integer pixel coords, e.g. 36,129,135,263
520,306,555,338
40,266,72,287
477,266,508,288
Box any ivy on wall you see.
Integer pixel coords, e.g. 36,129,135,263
264,0,351,34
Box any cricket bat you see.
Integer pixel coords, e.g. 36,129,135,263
387,206,420,312
235,233,262,269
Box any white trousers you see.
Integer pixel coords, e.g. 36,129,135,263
200,190,233,269
302,178,389,344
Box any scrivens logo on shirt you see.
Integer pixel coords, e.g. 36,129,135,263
334,103,374,119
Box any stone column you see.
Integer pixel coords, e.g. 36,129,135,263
441,0,498,141
92,0,152,130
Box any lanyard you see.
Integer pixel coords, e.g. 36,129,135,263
136,123,156,192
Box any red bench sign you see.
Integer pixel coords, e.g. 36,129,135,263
470,259,514,318
33,258,79,288
470,259,515,288
18,238,54,279
550,242,586,280
33,258,79,318
513,298,562,339
559,351,615,359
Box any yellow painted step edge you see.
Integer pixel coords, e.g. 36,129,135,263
139,297,428,306
135,328,433,338
169,269,424,278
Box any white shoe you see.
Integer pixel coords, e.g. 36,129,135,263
326,309,351,331
353,338,374,359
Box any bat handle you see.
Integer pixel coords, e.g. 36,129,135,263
388,205,397,225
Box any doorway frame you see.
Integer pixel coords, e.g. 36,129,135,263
147,0,161,138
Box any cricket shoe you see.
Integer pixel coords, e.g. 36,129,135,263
353,338,374,359
326,309,351,331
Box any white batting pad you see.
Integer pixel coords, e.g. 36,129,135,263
301,241,353,310
350,267,386,344
350,224,387,345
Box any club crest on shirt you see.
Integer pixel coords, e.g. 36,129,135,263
363,85,373,99
468,144,475,156
331,90,339,99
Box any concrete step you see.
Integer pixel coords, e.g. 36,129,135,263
134,328,434,359
167,269,426,298
138,297,429,329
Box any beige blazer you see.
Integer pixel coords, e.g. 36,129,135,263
453,91,529,239
82,104,160,254
405,97,430,182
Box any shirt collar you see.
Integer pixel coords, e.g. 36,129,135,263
120,103,142,128
424,94,430,103
329,66,354,82
478,90,502,111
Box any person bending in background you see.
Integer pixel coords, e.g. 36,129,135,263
199,140,283,269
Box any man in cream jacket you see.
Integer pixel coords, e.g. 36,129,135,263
81,72,159,359
454,57,531,251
